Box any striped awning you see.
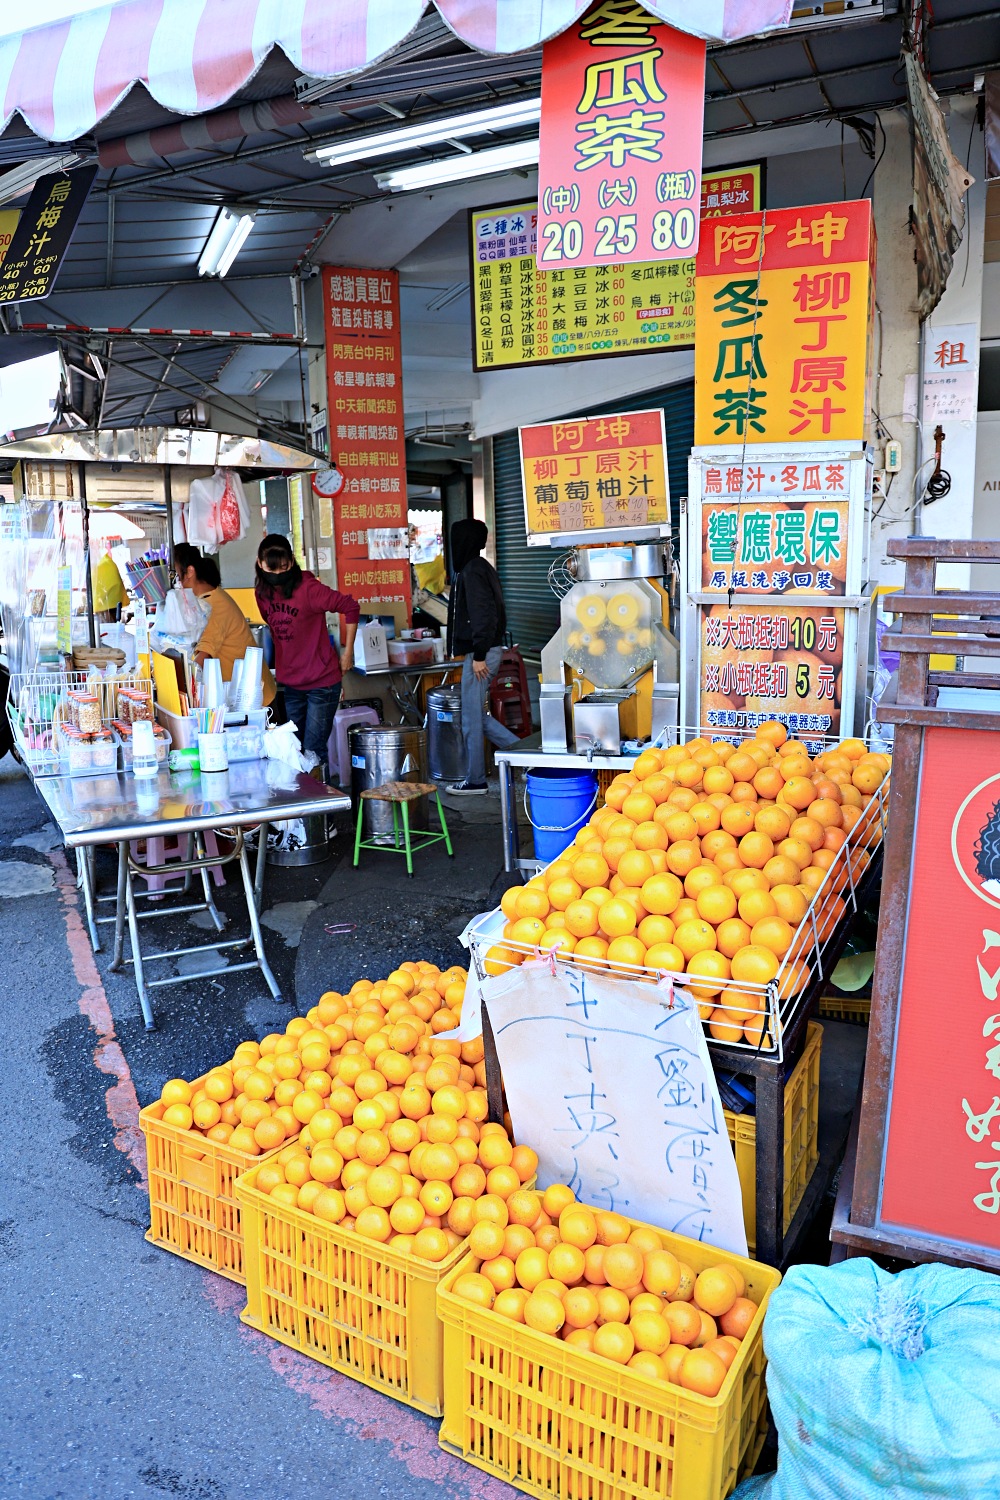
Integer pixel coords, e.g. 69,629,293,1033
0,0,792,144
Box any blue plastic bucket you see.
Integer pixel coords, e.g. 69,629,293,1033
524,768,598,863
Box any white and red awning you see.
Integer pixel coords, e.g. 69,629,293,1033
0,0,792,144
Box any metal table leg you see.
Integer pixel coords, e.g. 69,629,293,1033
124,858,156,1030
237,842,283,1002
498,760,520,873
754,1067,785,1269
111,840,128,970
77,846,101,952
254,823,268,911
194,830,227,933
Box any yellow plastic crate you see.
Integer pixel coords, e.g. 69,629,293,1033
818,992,871,1024
723,1020,822,1258
438,1217,781,1500
236,1162,471,1415
139,1082,295,1284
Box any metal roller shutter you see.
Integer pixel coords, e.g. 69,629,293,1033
493,379,694,657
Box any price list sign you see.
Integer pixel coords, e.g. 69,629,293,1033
0,166,96,305
537,2,706,269
322,266,410,617
518,408,669,541
470,166,761,372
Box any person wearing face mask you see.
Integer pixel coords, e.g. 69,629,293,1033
173,542,276,706
254,533,360,764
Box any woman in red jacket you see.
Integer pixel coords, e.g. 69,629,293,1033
254,534,360,765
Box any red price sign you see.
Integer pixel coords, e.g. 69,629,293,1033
537,2,706,271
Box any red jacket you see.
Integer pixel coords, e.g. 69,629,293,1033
256,571,360,689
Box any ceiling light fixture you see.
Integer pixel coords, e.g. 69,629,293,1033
198,207,256,278
375,139,539,194
0,152,83,207
306,97,540,170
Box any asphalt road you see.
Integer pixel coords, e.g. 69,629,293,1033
0,754,517,1500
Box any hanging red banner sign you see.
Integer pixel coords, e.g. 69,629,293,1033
537,1,706,271
322,266,410,619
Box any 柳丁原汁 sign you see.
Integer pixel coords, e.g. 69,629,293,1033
470,166,761,371
700,604,846,751
323,265,410,618
694,200,876,445
537,1,706,270
519,409,668,541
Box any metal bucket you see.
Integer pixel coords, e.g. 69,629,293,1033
426,685,464,784
266,807,332,866
349,725,428,844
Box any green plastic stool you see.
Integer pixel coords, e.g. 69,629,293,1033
353,779,453,878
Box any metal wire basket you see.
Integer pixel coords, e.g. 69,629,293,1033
467,727,889,1064
6,667,153,776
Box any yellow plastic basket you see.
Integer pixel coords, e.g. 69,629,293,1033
139,1083,295,1284
236,1162,471,1415
818,992,871,1024
438,1218,781,1500
724,1021,823,1257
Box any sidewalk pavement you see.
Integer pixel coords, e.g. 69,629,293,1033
0,751,520,1500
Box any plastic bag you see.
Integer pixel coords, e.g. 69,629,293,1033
262,721,310,774
185,469,250,551
93,554,125,613
150,585,203,653
734,1259,1000,1500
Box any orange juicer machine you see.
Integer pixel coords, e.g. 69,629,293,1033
539,542,680,755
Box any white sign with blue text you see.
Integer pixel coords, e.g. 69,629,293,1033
484,961,748,1255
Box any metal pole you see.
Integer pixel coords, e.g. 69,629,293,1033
164,466,175,568
79,462,97,648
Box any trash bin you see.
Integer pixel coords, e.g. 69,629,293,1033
349,725,429,845
426,685,464,784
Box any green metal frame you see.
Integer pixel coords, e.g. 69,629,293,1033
353,791,453,877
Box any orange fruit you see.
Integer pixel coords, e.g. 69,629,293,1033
752,766,784,801
789,815,824,851
454,1271,496,1307
719,1297,759,1340
703,765,735,795
731,945,780,985
715,917,752,959
595,1210,631,1246
737,889,777,925
696,885,737,925
596,1286,631,1325
598,898,637,939
665,840,702,879
603,1243,644,1290
515,1246,551,1291
674,919,717,961
750,915,794,957
743,1011,775,1050
494,1288,530,1322
720,803,756,838
638,913,676,948
524,1289,565,1335
480,1255,517,1293
515,886,551,921
390,1196,426,1234
761,855,801,888
737,831,773,869
643,1249,681,1297
694,1266,739,1317
412,1227,450,1261
630,1311,672,1355
679,1348,727,1397
563,1286,600,1329
546,877,583,911
633,821,669,851
564,899,600,939
163,1103,194,1130
705,1337,739,1371
507,1186,541,1224
355,1205,393,1242
777,836,814,871
583,1245,607,1285
664,1301,701,1347
640,872,684,915
592,1322,635,1364
548,1243,586,1286
606,935,647,970
644,942,685,973
559,1206,598,1249
686,949,731,1001
617,849,655,888
574,936,609,970
684,864,722,899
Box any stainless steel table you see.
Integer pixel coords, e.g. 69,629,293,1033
35,761,350,1030
352,659,461,723
494,732,638,874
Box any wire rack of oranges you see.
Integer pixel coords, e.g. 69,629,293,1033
448,1184,763,1397
472,722,890,1060
145,960,471,1155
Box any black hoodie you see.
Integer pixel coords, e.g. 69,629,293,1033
446,519,506,662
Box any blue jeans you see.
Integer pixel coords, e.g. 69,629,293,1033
282,682,341,765
460,647,520,784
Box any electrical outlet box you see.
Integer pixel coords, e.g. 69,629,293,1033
885,441,902,473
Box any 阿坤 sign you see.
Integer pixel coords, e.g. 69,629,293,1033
694,200,875,445
538,1,706,270
518,408,668,540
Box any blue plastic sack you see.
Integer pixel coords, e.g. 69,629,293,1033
734,1258,1000,1500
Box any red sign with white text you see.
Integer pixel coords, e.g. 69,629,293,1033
537,1,706,270
880,727,1000,1254
323,266,410,619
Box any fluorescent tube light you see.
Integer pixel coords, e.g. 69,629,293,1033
307,97,540,170
0,152,82,206
375,140,539,193
198,207,256,278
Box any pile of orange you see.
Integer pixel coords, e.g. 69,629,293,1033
250,1081,537,1262
148,960,470,1152
486,723,889,1047
453,1184,759,1397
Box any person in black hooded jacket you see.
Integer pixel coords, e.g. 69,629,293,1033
445,518,520,793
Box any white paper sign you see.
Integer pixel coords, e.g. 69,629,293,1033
484,961,748,1255
922,321,979,425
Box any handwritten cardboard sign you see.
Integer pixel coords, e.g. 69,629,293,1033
483,961,748,1254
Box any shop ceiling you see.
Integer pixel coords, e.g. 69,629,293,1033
0,0,995,436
